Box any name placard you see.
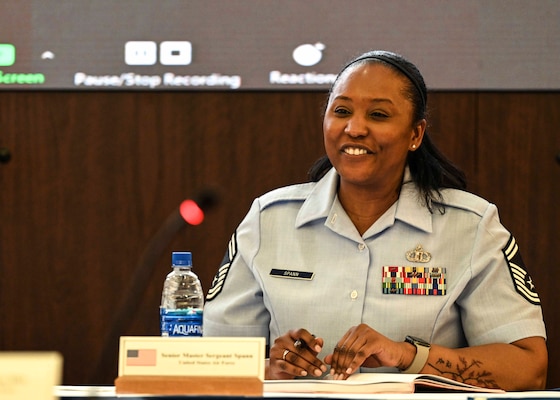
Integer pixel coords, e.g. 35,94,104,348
0,352,62,400
118,336,265,380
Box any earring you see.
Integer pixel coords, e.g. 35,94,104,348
411,144,417,150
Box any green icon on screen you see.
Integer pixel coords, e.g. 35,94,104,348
0,44,16,66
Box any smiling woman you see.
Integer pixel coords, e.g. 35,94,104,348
323,62,425,226
202,50,548,391
311,51,466,214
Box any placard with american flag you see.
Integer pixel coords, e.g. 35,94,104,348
118,336,265,379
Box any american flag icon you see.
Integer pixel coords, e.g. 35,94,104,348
126,349,157,366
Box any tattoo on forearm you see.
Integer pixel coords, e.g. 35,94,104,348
428,357,499,388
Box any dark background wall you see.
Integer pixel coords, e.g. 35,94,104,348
0,91,558,387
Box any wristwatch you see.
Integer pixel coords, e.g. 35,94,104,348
401,335,431,374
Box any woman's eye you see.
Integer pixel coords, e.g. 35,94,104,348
333,107,350,115
371,111,388,118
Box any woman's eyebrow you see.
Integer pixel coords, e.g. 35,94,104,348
333,95,394,104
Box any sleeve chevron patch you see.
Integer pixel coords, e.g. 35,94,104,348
206,232,237,301
503,235,540,305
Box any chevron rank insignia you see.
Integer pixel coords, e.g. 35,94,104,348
503,235,540,305
206,232,237,301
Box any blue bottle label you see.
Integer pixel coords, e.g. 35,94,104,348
160,308,203,337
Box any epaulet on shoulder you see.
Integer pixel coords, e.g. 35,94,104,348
257,182,315,210
436,188,491,217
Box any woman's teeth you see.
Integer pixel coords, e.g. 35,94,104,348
344,147,367,155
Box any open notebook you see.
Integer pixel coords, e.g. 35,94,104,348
264,372,505,394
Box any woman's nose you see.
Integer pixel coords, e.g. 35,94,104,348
344,116,368,137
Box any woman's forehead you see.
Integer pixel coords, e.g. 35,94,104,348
331,63,409,98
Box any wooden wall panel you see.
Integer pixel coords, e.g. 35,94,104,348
0,91,327,384
0,91,558,387
476,93,560,387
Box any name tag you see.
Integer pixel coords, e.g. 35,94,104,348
270,269,314,280
118,336,265,379
382,266,446,295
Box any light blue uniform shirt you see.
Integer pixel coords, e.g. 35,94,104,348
203,168,546,363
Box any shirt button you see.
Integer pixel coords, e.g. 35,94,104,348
350,290,358,300
358,243,366,251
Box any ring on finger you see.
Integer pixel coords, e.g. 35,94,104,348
294,339,302,349
282,349,289,361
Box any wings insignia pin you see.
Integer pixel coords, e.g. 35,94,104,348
406,244,431,263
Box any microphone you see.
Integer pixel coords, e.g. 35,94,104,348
125,189,220,294
91,188,220,383
180,189,220,225
143,188,220,260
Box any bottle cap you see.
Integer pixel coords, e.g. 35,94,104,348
172,251,192,267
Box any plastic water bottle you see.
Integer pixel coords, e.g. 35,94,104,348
160,251,204,336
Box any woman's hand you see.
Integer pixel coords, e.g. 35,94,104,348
324,324,413,380
325,325,547,390
266,328,328,380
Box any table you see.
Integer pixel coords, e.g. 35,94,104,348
54,386,560,400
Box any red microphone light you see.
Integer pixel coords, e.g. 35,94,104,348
180,199,204,225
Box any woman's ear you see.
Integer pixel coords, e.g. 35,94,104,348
410,119,426,150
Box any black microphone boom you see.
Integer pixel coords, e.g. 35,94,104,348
91,188,219,383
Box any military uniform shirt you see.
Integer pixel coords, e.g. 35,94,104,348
203,167,546,364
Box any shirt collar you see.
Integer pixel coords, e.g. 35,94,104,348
295,167,433,234
295,168,338,227
394,173,433,234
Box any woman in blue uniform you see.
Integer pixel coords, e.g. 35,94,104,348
203,50,547,390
